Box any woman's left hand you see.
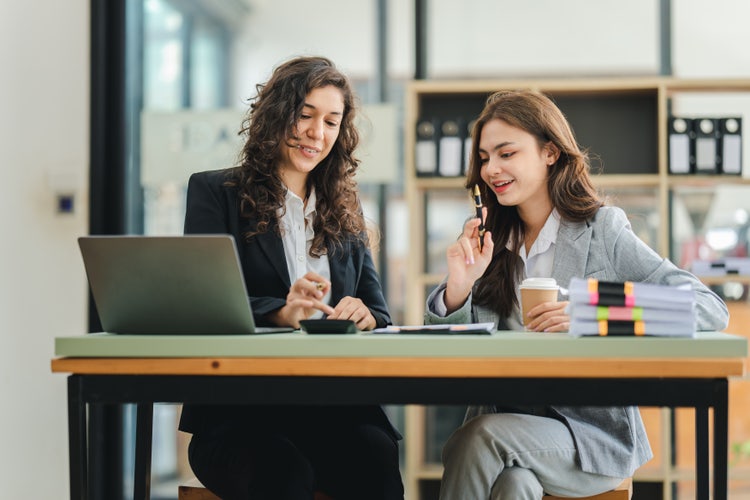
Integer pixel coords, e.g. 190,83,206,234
524,300,570,332
268,272,335,329
327,296,377,331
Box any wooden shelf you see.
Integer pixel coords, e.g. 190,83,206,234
414,176,466,190
403,76,750,500
593,174,661,188
669,175,750,188
696,275,750,286
405,76,750,324
409,76,750,95
419,274,445,287
414,174,664,190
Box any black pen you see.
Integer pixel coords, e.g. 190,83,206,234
473,184,486,250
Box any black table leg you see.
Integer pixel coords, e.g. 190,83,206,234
68,376,87,500
133,403,153,500
62,373,738,500
696,406,709,500
714,379,729,500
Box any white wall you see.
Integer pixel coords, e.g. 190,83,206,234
0,1,89,497
230,0,378,105
226,0,413,104
672,0,750,78
428,0,660,78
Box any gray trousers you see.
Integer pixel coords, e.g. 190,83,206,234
439,413,625,500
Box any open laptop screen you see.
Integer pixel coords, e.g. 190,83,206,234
78,235,292,334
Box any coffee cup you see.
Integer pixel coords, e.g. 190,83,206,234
519,277,559,328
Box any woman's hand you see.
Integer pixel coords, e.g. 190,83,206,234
269,272,335,329
327,296,377,331
524,300,570,332
444,211,493,313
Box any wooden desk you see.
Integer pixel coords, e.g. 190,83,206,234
52,331,746,500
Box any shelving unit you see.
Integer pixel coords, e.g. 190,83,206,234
402,77,750,500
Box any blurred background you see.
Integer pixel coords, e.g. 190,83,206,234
3,0,750,498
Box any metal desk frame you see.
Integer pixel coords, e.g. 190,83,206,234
65,372,728,500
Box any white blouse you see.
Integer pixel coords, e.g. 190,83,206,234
278,186,331,318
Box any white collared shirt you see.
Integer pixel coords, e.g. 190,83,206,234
278,186,331,318
519,208,560,279
505,209,561,329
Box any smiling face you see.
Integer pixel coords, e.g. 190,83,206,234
478,118,557,216
278,85,345,195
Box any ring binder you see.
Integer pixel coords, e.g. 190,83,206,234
438,119,463,177
719,117,742,175
415,119,438,176
693,118,720,174
668,117,694,174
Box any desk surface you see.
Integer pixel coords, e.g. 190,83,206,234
54,333,745,500
52,331,747,379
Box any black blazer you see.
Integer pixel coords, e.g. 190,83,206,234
178,168,399,439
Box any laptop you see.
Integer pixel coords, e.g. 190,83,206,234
78,235,294,335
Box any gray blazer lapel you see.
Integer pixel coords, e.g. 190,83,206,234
473,301,500,327
552,218,592,290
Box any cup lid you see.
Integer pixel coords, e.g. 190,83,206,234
520,277,558,289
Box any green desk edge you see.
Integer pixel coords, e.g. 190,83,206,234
54,331,748,359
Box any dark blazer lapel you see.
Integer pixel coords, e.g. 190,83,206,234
254,227,292,288
552,218,592,289
329,240,354,303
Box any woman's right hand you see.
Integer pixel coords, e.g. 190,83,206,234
444,214,493,313
268,272,336,329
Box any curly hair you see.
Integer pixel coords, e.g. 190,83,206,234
464,89,604,318
227,56,366,257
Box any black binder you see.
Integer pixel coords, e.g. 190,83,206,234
668,117,695,174
415,118,438,176
693,118,720,174
438,119,463,177
719,117,742,175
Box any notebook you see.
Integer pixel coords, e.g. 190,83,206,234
78,235,294,335
371,322,495,335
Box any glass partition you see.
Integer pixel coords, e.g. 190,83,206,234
123,1,408,494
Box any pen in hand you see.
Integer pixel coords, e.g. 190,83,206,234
473,184,486,250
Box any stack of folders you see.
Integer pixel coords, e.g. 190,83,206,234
415,117,475,177
668,116,742,175
567,277,696,338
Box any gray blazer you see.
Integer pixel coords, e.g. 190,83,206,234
425,205,729,477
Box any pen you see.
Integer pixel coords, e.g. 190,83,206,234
473,184,486,250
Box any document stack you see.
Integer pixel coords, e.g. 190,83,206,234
566,277,696,337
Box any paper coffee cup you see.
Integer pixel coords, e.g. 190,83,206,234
520,277,559,327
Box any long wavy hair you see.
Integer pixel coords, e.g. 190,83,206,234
227,56,366,257
464,89,604,318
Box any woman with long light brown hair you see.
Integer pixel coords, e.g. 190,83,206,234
427,89,727,499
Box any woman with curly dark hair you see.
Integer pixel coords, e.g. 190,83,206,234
179,56,403,500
